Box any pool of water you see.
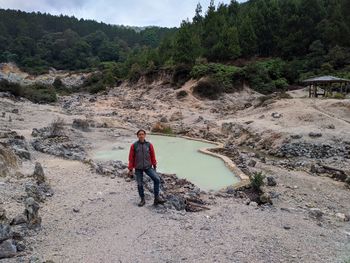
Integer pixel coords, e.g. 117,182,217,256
94,135,239,191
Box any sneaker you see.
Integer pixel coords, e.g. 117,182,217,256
153,196,166,205
138,198,145,207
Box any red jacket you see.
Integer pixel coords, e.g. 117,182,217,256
128,141,157,170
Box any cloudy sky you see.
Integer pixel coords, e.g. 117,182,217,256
0,0,246,27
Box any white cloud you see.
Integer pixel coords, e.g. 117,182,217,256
0,0,246,27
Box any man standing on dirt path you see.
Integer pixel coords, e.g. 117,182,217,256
128,129,166,207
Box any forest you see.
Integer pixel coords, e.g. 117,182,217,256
0,0,350,96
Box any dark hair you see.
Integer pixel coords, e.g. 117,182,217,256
136,129,146,135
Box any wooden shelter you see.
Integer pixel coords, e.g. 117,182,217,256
302,75,350,98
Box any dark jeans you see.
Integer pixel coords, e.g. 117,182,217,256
135,168,160,199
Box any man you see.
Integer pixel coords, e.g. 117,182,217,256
128,129,166,207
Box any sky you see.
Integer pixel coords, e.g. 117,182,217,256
0,0,246,27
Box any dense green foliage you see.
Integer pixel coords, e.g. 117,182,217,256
1,0,350,95
0,80,57,103
0,9,175,73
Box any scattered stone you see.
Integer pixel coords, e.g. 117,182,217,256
335,213,347,222
11,109,19,114
72,119,90,132
309,132,322,138
249,201,258,207
267,176,277,186
309,208,324,219
271,112,282,118
247,159,257,167
0,239,17,259
160,116,168,123
169,111,183,122
326,124,335,129
33,162,46,184
259,193,272,205
1,112,5,118
0,208,7,223
10,214,27,225
283,225,291,230
290,134,303,139
0,224,12,242
226,186,235,195
25,182,45,202
15,241,25,252
73,208,80,213
24,197,41,228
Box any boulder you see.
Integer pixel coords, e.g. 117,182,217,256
24,197,41,228
25,182,45,203
33,162,46,184
0,224,12,242
0,239,17,259
267,176,277,186
309,132,322,138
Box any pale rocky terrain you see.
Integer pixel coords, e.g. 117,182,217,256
0,66,350,263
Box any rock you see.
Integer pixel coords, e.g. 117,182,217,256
73,208,80,213
249,201,258,207
15,241,25,252
247,159,257,167
271,112,282,118
0,208,7,223
10,214,27,225
33,162,46,184
160,116,168,123
309,208,323,219
25,182,45,202
0,224,12,242
11,109,19,114
335,213,347,222
283,225,291,230
166,195,186,211
290,134,302,139
0,239,17,259
267,176,277,186
72,119,90,132
326,124,335,129
226,186,235,195
309,132,322,138
259,193,272,204
169,111,183,122
1,112,5,118
24,197,41,228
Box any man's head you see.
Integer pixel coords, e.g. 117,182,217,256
136,129,146,142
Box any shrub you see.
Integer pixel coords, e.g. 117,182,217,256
23,84,57,103
0,79,23,97
193,77,222,100
49,117,65,137
176,90,188,99
191,63,243,92
332,93,345,99
250,172,265,193
151,122,173,134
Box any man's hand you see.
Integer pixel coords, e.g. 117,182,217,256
128,169,133,178
153,165,157,172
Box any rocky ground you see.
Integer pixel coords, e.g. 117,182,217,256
0,68,350,262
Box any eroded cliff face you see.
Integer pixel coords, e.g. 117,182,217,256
0,63,91,88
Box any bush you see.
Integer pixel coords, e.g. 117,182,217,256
0,79,23,97
151,122,173,134
193,77,222,100
176,90,188,99
49,117,65,137
0,80,57,103
23,84,57,103
332,93,345,99
191,63,243,92
250,172,265,193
